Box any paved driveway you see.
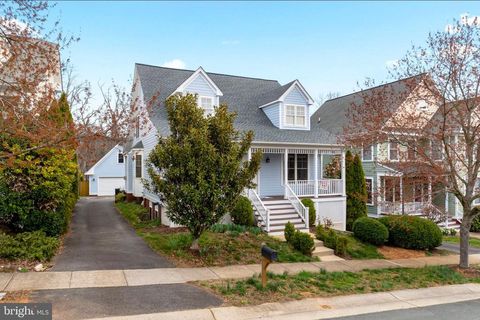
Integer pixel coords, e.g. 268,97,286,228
52,197,173,271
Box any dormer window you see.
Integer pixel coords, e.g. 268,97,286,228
285,104,306,127
199,96,214,115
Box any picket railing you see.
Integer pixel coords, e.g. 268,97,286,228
248,189,270,232
287,179,343,197
285,183,309,227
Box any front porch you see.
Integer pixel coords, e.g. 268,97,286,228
248,146,346,199
247,145,347,234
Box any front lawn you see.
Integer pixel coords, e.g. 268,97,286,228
443,236,480,248
115,202,319,267
199,265,480,306
342,234,384,259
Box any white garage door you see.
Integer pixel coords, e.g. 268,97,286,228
98,177,125,196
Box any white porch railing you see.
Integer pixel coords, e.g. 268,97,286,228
287,179,343,197
248,189,270,232
379,201,424,214
285,183,309,227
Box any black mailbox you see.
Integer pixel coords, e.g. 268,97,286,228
261,245,278,262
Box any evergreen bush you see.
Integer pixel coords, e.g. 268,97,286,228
301,198,316,227
352,217,389,246
231,196,255,226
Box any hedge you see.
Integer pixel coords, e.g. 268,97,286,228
352,217,389,246
0,231,60,261
379,215,442,250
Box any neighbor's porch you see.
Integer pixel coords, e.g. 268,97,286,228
248,146,346,199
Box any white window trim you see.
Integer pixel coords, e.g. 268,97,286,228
198,95,214,114
362,145,374,162
388,141,399,162
284,104,307,128
365,176,374,206
287,154,309,181
118,152,124,164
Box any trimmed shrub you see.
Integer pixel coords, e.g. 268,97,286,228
0,231,60,261
315,224,328,241
335,236,348,256
379,215,442,250
291,231,314,255
284,222,296,243
324,229,337,249
115,192,126,203
471,215,480,232
231,196,254,226
301,198,316,227
352,217,389,246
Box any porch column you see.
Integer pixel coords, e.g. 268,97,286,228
428,176,432,204
341,150,346,197
320,153,324,179
314,149,319,198
400,176,404,214
284,148,288,198
247,148,252,161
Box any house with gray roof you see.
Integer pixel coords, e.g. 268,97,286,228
124,64,347,234
316,75,460,229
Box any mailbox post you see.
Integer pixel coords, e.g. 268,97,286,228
261,245,278,288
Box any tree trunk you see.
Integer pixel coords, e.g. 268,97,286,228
459,222,470,268
190,237,200,251
459,211,473,269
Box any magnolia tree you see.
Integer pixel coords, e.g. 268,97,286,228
147,94,261,250
344,18,480,268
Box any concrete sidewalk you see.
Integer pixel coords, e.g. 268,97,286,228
85,283,480,320
2,254,480,292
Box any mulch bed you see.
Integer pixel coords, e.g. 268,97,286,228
378,246,427,259
1,291,31,303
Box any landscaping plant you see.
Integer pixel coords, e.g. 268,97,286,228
345,151,368,230
324,229,338,249
231,196,255,226
301,198,316,227
147,94,261,250
379,215,442,250
0,231,60,261
284,222,296,243
352,217,389,246
290,231,314,256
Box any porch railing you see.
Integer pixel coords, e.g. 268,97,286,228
285,183,309,227
248,189,270,232
287,179,343,197
379,201,424,214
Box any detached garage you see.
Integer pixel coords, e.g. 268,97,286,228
85,145,126,196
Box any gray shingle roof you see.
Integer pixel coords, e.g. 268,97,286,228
314,74,426,138
131,141,143,149
135,64,338,145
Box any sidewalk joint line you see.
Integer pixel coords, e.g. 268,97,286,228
209,308,217,320
122,270,129,286
68,271,73,288
3,273,15,292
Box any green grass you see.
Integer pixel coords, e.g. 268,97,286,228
344,234,384,259
115,202,318,267
443,236,480,248
201,265,480,306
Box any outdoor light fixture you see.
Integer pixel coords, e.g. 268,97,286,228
266,156,270,163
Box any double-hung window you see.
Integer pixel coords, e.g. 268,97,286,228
285,105,306,127
199,96,214,115
389,141,399,161
135,154,142,178
362,144,373,161
287,154,308,181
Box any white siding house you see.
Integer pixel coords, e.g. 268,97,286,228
85,145,126,196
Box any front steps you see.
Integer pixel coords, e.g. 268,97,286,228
254,198,308,235
312,238,344,261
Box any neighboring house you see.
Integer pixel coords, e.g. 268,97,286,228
124,64,347,234
85,144,126,196
317,75,460,228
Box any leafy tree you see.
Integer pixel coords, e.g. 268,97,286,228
147,94,261,250
323,155,341,179
346,151,368,230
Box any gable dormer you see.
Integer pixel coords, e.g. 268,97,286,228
258,80,314,130
173,67,223,115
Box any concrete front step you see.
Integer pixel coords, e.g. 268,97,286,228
268,208,297,214
261,200,291,205
265,204,295,210
312,246,335,257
